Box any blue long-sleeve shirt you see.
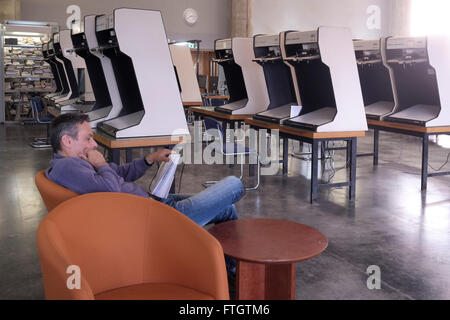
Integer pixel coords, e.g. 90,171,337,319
46,153,151,198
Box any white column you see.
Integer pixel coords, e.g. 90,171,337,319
231,0,253,37
389,0,412,36
0,0,21,22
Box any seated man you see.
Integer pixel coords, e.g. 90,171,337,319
46,113,243,227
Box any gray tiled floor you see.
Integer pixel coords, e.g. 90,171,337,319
1,123,450,300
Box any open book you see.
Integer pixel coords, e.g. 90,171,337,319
149,153,181,199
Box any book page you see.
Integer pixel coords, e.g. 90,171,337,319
150,153,180,199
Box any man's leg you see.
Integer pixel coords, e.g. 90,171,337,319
160,177,241,290
160,176,243,227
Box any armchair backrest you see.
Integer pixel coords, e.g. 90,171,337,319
35,170,79,211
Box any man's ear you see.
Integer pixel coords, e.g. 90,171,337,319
60,134,73,150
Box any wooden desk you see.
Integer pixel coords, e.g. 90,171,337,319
190,107,254,173
190,106,252,146
93,131,188,165
47,106,62,117
209,219,328,300
204,95,230,100
366,119,450,190
190,106,252,126
245,118,366,202
183,101,203,107
47,106,80,117
203,95,230,107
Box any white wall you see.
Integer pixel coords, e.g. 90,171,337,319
20,0,231,49
251,0,392,39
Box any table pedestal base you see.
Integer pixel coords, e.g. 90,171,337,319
236,261,296,300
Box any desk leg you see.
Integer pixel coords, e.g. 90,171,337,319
373,129,379,166
236,261,295,300
126,149,133,163
421,134,429,191
283,137,289,175
248,126,256,177
310,140,319,203
346,141,350,168
321,142,326,164
109,149,121,165
229,120,235,131
227,121,235,167
249,162,255,177
349,138,357,200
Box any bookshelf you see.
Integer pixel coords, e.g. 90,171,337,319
1,21,58,123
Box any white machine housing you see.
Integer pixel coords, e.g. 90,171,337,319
232,37,269,115
213,38,248,113
284,27,367,132
353,39,396,120
52,33,74,103
252,32,299,124
97,8,189,138
42,42,62,99
60,29,94,104
384,36,450,127
169,44,202,104
84,14,123,128
280,31,302,107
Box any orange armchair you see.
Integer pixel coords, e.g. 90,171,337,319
35,170,79,211
36,192,229,300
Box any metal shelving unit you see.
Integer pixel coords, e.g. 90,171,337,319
1,20,58,123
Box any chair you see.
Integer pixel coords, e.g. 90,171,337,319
198,75,228,106
35,170,79,212
209,75,219,94
29,97,53,149
203,117,260,190
197,74,211,106
197,74,208,93
36,192,229,300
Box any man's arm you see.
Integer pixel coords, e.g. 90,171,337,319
114,149,172,181
48,156,149,198
84,149,172,182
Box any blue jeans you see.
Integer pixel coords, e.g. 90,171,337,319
159,176,243,227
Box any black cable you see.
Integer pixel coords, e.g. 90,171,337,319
322,141,350,190
428,150,450,172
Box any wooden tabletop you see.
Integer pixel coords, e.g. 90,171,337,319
93,131,188,149
245,118,366,139
209,219,328,264
191,106,253,121
204,95,230,100
47,106,62,117
183,101,203,106
367,119,450,134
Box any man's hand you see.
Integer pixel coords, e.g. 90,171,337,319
145,149,172,165
80,149,108,168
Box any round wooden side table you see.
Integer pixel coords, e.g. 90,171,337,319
209,218,328,300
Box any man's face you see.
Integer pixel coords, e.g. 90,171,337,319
65,121,98,158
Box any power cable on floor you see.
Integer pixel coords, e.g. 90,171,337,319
428,150,450,172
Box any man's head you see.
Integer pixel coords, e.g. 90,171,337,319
50,113,97,158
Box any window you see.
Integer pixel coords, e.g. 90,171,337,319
411,0,450,36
